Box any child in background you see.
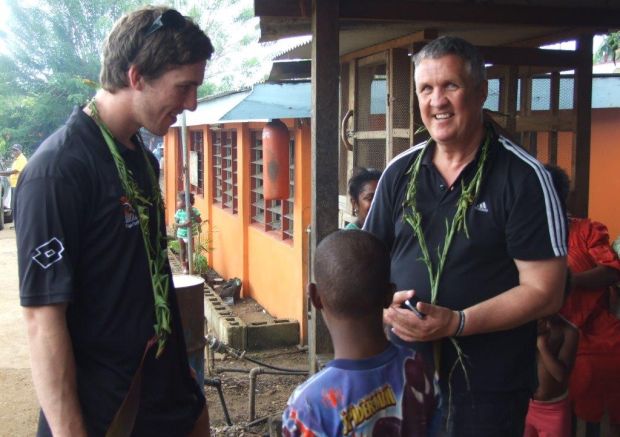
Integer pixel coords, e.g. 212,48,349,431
282,230,437,437
174,192,201,274
523,301,579,437
546,164,620,434
523,164,579,437
345,167,381,230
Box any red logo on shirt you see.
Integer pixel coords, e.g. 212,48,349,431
120,196,139,228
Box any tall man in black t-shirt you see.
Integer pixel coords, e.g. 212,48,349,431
364,36,568,436
15,7,214,437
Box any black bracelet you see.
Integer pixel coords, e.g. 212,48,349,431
454,310,466,337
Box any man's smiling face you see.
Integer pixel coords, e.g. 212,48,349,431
414,54,487,150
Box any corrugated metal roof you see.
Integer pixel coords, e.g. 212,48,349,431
218,82,311,122
273,36,312,61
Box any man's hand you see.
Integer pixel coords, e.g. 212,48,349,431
384,290,459,342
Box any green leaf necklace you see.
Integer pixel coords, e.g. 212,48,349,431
402,127,490,391
403,129,490,304
88,99,171,357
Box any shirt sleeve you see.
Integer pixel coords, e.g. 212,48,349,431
16,175,84,306
13,154,28,172
505,168,567,260
585,220,620,271
282,404,322,437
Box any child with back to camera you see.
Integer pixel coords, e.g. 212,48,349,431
345,167,381,230
174,192,201,274
282,230,437,437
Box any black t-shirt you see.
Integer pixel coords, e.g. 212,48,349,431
364,128,567,395
16,107,204,436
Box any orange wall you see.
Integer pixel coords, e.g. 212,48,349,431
207,123,247,282
164,119,312,343
163,129,178,225
245,122,312,340
589,109,620,240
535,108,620,240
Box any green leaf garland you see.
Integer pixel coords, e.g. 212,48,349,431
88,99,171,357
402,127,491,394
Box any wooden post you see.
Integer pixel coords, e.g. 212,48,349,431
548,71,560,165
572,33,592,218
309,0,338,373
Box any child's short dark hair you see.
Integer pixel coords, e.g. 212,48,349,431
314,230,391,318
347,167,382,201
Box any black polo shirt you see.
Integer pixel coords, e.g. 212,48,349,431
16,107,204,436
364,127,567,395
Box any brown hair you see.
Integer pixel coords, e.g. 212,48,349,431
100,6,214,92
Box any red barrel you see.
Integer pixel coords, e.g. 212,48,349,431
262,119,290,200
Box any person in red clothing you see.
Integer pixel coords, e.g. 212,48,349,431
546,164,620,436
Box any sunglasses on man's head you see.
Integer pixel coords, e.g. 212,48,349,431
144,9,186,37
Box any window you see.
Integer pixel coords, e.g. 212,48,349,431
283,138,295,240
189,130,204,194
250,130,295,241
212,129,238,213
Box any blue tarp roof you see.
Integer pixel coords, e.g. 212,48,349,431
219,82,311,121
177,75,619,127
172,89,251,127
175,82,311,127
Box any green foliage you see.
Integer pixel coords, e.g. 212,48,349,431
595,32,620,64
168,220,214,274
235,7,254,22
0,0,276,154
193,253,210,275
0,0,144,155
168,238,181,254
192,222,214,274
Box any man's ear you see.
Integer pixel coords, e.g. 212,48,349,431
308,283,323,311
127,64,145,90
383,283,396,309
478,79,489,106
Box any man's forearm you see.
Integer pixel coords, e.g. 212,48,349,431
460,257,566,336
24,304,87,437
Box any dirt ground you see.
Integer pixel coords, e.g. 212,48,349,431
0,228,39,436
0,227,308,436
205,346,308,436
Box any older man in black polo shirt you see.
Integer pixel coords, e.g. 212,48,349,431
364,36,567,436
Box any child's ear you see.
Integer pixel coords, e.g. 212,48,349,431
308,283,323,311
383,283,396,309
